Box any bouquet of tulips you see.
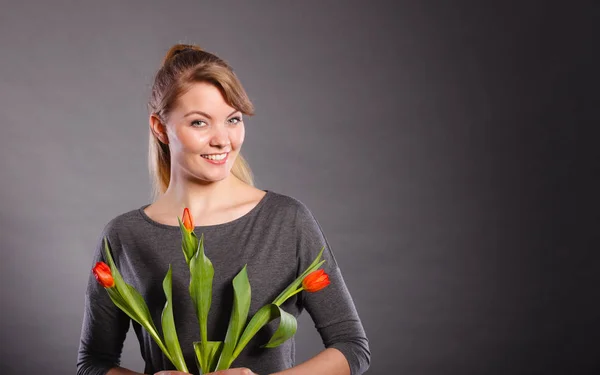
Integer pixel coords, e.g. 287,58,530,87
92,208,330,374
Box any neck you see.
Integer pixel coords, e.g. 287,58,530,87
161,173,243,214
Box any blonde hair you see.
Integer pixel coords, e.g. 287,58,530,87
147,44,255,200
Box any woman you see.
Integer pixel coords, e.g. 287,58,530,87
77,44,370,375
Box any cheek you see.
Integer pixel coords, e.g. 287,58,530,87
175,128,209,152
231,126,245,148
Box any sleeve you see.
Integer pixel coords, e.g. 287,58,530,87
77,224,131,375
294,202,371,375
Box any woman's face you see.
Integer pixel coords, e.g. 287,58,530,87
159,82,245,184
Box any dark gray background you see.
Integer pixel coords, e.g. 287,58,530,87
1,1,598,374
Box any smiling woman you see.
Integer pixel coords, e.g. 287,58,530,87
147,44,255,199
150,82,246,185
77,43,370,375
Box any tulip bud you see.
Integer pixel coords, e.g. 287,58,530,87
93,261,115,288
302,269,330,293
183,207,194,232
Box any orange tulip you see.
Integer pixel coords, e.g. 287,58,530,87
183,207,194,232
93,261,115,288
302,269,330,293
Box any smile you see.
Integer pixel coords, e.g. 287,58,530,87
201,153,228,161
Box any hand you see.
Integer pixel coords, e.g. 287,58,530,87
208,369,258,375
154,369,257,375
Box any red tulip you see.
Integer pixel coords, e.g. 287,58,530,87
302,269,330,293
93,261,115,288
183,207,194,232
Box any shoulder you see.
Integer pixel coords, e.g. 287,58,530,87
259,191,323,234
267,192,338,267
262,190,314,219
99,206,150,243
89,206,150,262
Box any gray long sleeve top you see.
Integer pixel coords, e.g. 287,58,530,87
77,190,370,375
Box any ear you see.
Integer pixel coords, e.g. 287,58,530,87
149,115,169,145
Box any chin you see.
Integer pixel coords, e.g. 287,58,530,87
198,170,232,183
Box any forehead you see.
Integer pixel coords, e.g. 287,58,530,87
173,82,235,115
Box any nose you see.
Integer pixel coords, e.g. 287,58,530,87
209,125,230,148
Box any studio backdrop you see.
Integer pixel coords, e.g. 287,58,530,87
0,1,598,374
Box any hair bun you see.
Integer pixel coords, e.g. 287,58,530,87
162,43,203,66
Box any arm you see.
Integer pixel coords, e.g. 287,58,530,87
77,230,133,375
270,348,350,375
106,368,145,375
283,202,371,375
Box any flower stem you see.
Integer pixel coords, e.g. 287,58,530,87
146,325,176,366
274,287,304,306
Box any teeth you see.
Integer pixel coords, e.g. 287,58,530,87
202,153,227,161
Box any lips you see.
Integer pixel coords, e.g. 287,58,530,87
201,152,228,161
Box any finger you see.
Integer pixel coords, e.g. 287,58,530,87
212,368,256,375
234,368,257,375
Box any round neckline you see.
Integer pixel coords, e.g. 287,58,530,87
138,190,272,230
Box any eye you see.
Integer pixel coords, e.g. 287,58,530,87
191,119,207,127
228,116,243,125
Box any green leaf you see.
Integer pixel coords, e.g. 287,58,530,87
105,287,140,322
178,217,199,265
272,246,326,306
230,304,297,362
102,238,173,364
188,233,214,371
194,341,223,374
262,305,297,348
161,265,189,373
215,265,251,371
103,239,158,334
231,304,271,362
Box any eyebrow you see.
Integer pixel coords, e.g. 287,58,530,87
183,109,240,119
